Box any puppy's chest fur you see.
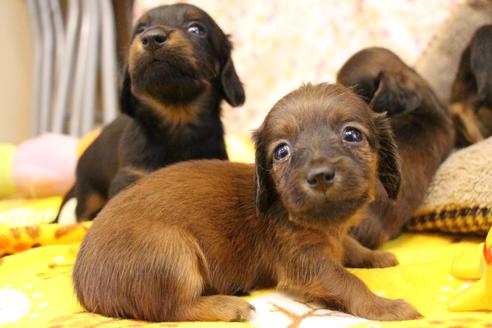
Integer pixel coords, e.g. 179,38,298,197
119,105,227,170
192,204,345,294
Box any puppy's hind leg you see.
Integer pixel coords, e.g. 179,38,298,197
135,226,253,322
75,225,253,322
167,228,254,322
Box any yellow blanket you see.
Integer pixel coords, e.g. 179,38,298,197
0,199,491,327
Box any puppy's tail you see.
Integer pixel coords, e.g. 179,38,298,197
53,185,75,223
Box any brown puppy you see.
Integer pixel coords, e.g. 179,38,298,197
450,25,492,147
73,84,421,322
337,47,455,248
56,3,244,221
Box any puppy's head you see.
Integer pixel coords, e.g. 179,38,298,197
122,4,244,116
449,26,492,146
337,47,423,116
254,83,400,229
470,25,492,108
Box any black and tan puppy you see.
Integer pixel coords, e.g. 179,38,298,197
73,84,421,322
57,3,244,221
450,25,492,147
337,47,455,248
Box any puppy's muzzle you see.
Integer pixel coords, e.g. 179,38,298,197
305,164,336,193
141,27,168,51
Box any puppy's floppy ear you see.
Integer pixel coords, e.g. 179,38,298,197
120,67,138,117
470,27,492,106
370,71,422,115
372,113,401,199
336,70,379,105
219,37,245,107
253,127,276,215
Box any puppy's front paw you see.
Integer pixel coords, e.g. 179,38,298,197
354,296,422,321
365,250,398,268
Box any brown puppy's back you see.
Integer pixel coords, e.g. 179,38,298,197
73,160,265,321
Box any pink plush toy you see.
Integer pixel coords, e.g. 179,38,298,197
9,133,78,198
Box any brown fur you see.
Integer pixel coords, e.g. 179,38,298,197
337,47,455,248
450,25,492,147
73,84,421,322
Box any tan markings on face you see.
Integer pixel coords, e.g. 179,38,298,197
128,29,198,74
138,14,150,25
128,38,145,73
449,101,485,143
167,30,198,68
477,105,492,132
184,8,202,21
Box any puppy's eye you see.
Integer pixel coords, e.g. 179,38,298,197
135,25,146,34
187,23,206,35
273,143,292,162
342,127,364,143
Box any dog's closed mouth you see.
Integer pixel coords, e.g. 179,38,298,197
60,3,245,222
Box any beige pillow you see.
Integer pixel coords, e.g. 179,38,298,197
407,137,492,235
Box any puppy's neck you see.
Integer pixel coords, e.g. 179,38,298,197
265,200,356,240
138,91,209,125
133,85,222,137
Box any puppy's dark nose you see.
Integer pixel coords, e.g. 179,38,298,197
141,28,168,51
306,166,335,192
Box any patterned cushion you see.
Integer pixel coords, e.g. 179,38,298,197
408,137,492,235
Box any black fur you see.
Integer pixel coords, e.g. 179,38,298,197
56,4,244,221
450,25,492,147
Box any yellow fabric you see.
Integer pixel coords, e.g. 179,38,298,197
0,222,90,257
352,235,491,328
3,135,492,326
1,206,492,326
448,227,492,312
0,197,62,229
0,144,16,197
